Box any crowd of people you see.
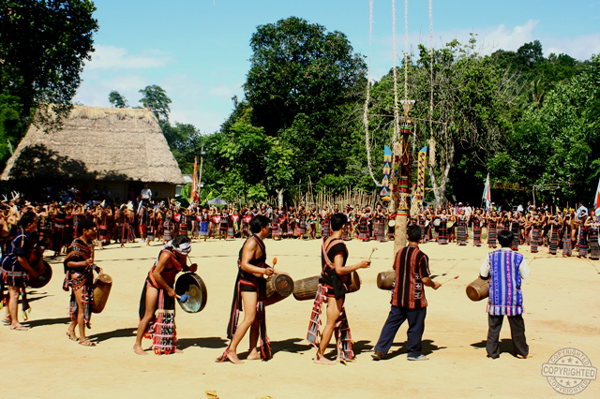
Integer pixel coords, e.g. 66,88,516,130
0,193,598,261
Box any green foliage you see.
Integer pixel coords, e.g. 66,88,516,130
139,85,172,123
108,90,128,108
0,0,98,166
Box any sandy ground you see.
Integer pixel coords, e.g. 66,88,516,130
2,236,599,399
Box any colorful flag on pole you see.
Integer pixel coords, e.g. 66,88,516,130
482,173,491,209
416,147,427,203
190,156,199,203
381,146,392,201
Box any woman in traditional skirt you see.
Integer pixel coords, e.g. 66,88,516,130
358,209,370,241
562,215,573,257
472,211,482,247
548,214,559,255
52,208,67,256
217,209,228,240
296,206,307,240
418,212,427,243
438,210,448,245
229,208,238,239
374,205,386,242
585,216,600,260
487,211,498,249
162,212,173,243
577,216,588,258
456,210,468,246
308,205,318,240
510,213,520,251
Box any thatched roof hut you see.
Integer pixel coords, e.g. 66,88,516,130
1,106,185,199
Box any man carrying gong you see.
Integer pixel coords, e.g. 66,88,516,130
134,235,197,355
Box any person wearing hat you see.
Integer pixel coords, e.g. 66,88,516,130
63,219,103,346
134,235,197,355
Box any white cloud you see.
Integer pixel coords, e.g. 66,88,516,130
479,20,538,54
86,45,171,70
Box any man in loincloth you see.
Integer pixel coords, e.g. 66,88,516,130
63,219,103,346
479,230,530,359
134,235,197,355
307,213,371,365
1,211,44,330
217,215,277,363
372,224,441,361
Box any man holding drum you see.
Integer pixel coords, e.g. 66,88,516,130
307,213,371,365
134,235,197,355
479,230,530,360
63,219,103,346
1,211,44,331
217,215,276,364
372,224,441,361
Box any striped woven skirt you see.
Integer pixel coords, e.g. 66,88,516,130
473,223,481,247
589,229,600,260
457,223,467,246
438,223,448,245
562,229,572,257
358,221,369,241
375,221,386,242
321,221,331,239
549,229,558,255
531,228,539,253
511,224,519,251
578,228,588,257
488,223,497,248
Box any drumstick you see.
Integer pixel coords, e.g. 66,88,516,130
177,294,190,303
440,275,459,286
586,258,600,274
368,247,378,261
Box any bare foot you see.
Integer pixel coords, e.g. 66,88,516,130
10,323,29,331
133,344,148,355
174,347,184,354
227,352,244,364
246,350,261,360
66,330,77,341
78,338,96,347
313,355,335,365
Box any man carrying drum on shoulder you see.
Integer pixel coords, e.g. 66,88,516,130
134,235,197,355
63,219,103,346
307,213,371,365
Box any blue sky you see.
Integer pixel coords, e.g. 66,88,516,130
74,0,600,134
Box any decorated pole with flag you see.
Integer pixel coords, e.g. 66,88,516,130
416,147,427,204
482,173,491,210
380,146,392,201
190,156,199,203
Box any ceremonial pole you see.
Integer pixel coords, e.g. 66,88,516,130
391,100,415,254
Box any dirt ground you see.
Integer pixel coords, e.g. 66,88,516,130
2,236,599,399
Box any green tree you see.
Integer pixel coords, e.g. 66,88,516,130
108,90,129,108
244,16,366,184
0,0,98,164
139,84,171,123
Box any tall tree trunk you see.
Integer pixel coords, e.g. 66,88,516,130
276,188,285,208
428,142,454,207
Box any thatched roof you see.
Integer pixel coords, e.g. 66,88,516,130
1,106,185,184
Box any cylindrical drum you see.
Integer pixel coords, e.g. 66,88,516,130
175,272,208,313
28,261,53,289
92,273,113,313
293,271,361,301
293,275,320,301
466,277,489,301
265,273,294,306
377,270,396,290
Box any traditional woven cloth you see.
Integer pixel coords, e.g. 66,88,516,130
487,249,524,316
